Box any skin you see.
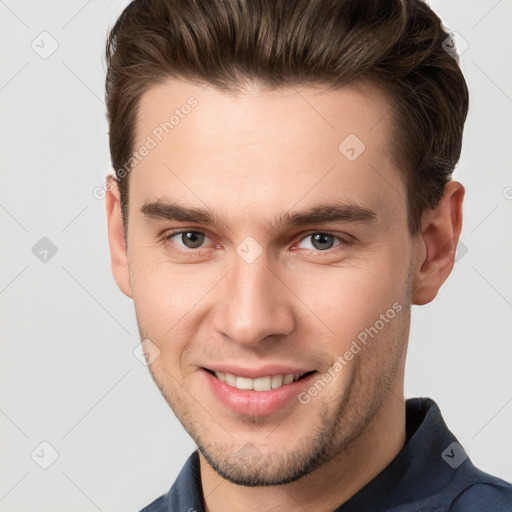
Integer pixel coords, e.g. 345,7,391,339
106,78,464,511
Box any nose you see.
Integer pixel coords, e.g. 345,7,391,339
213,251,296,347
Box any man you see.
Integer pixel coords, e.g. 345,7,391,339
103,0,512,510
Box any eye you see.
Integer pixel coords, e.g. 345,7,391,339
295,232,352,252
163,230,210,250
161,229,352,255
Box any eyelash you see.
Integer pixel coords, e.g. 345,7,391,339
160,229,353,256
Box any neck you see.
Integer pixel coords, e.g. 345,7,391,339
199,385,407,512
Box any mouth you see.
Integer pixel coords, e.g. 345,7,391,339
201,366,319,416
204,368,317,391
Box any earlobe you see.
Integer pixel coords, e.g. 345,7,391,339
105,174,132,298
411,181,465,306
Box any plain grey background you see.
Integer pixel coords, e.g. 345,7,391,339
0,0,511,511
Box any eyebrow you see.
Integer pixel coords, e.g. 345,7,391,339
139,199,378,230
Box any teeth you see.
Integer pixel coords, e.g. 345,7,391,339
253,376,272,391
271,375,284,388
214,371,303,391
235,376,253,390
225,373,236,387
283,374,294,385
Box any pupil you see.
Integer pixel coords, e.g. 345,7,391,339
183,232,204,248
312,233,333,250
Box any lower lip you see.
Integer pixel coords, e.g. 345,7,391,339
202,369,317,417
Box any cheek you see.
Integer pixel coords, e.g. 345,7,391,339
129,244,206,313
128,254,211,361
289,254,407,351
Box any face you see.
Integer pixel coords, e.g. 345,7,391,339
111,79,419,485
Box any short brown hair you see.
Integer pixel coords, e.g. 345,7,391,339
105,0,469,236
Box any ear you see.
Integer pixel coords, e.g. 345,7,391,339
105,175,132,298
411,180,465,305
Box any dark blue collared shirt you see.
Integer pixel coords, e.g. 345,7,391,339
140,397,512,511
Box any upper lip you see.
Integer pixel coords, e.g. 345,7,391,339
203,364,315,379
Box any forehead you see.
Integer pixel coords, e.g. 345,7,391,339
134,78,394,148
129,78,405,231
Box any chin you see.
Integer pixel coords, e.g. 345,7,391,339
194,414,341,487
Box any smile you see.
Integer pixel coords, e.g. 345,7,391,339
202,367,318,416
211,370,312,391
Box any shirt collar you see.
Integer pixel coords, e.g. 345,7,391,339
334,396,461,510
